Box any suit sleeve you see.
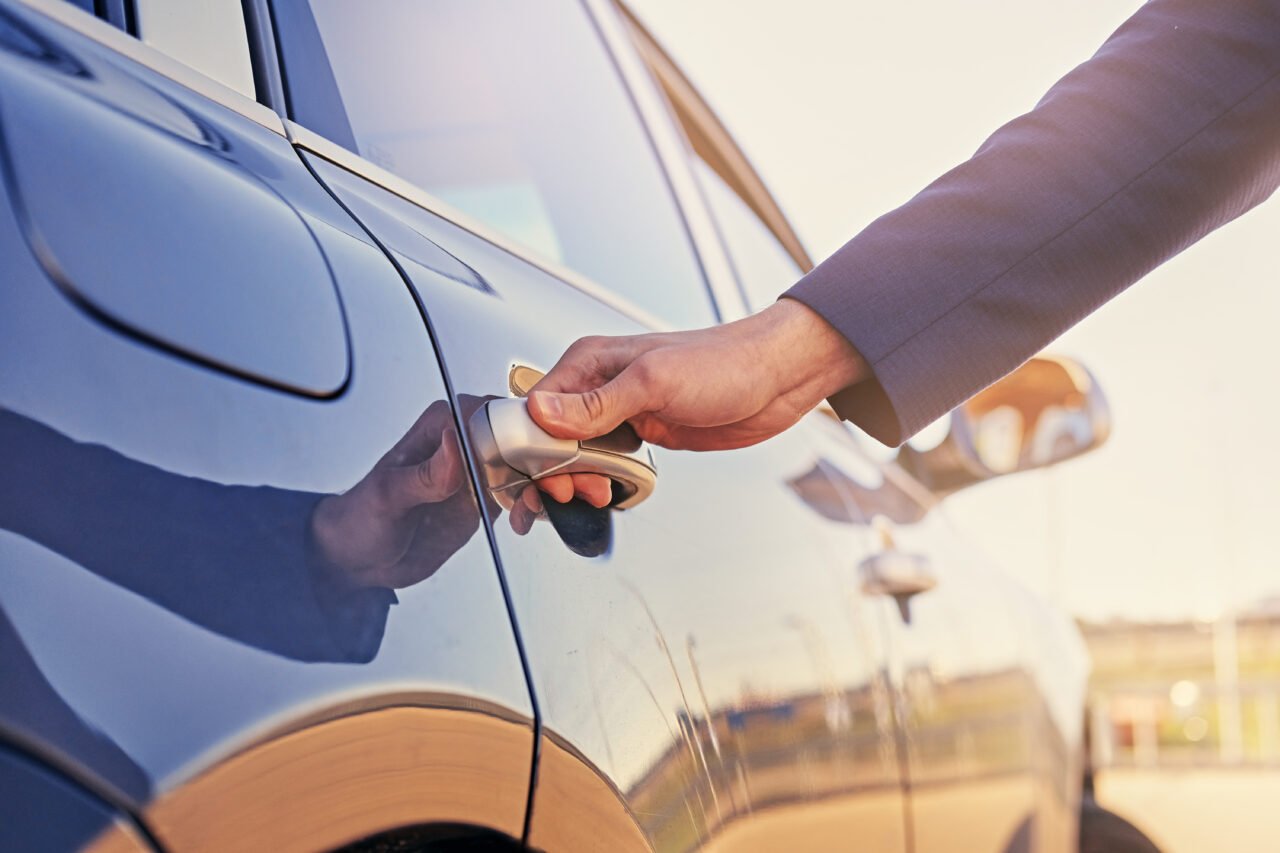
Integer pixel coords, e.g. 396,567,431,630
785,0,1280,446
0,408,395,663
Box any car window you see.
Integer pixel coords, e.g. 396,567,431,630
692,158,804,313
270,0,716,330
131,0,256,99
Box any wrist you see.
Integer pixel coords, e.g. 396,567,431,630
751,298,867,403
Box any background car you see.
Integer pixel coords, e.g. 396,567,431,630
0,1,1110,850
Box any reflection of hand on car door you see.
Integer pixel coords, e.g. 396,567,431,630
446,394,612,538
311,394,611,557
310,400,473,589
0,395,610,663
1,404,477,662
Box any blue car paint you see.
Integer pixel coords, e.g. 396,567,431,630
0,2,534,845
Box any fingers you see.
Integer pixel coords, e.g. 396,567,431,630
529,334,669,439
533,334,654,394
570,473,613,508
380,428,465,513
632,415,786,452
528,358,659,440
509,485,543,535
535,473,613,508
535,473,575,504
382,399,453,466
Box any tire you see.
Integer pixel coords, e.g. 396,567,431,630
1079,795,1162,853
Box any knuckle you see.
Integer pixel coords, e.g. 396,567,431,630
581,388,609,424
630,353,658,384
629,354,669,403
370,476,397,512
569,336,604,358
416,458,439,494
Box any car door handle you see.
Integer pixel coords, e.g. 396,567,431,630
471,397,657,510
858,550,937,623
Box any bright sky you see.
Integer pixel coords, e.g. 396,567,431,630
632,0,1280,622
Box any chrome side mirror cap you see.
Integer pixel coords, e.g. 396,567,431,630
896,354,1111,496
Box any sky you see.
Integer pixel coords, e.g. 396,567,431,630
631,0,1280,623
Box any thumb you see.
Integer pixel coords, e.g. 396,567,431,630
381,428,464,512
529,366,653,439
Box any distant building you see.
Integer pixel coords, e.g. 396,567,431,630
1080,607,1280,769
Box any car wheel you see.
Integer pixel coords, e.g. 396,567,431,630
1079,794,1162,853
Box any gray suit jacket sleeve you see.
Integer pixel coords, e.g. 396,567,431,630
785,0,1280,446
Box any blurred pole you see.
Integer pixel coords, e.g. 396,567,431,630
1134,701,1158,768
621,581,722,822
1214,609,1244,763
1043,468,1064,604
1210,379,1244,764
784,614,850,732
1258,692,1279,764
1091,693,1114,770
686,636,722,761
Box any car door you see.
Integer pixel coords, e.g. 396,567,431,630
0,2,533,849
810,422,1089,853
631,13,1093,851
267,0,908,850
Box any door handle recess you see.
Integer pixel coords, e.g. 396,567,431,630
470,398,657,510
858,551,937,623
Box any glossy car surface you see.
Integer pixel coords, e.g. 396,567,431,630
0,1,1091,851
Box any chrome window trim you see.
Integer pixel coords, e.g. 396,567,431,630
617,4,813,276
581,0,751,324
10,0,285,136
287,122,674,334
13,0,721,333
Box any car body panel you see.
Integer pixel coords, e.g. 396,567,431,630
806,418,1089,853
302,143,909,851
0,2,533,846
0,0,1094,850
0,745,150,853
0,21,350,397
614,9,1093,848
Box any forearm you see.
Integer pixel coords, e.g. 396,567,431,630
0,408,393,662
789,0,1280,444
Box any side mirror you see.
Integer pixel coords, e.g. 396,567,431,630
896,354,1111,496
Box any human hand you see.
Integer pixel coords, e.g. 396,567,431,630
503,470,613,537
526,299,868,451
310,400,477,589
311,398,612,578
455,394,612,536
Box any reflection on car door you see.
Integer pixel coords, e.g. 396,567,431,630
0,3,532,848
634,15,1090,848
270,1,910,849
300,142,908,853
811,421,1086,853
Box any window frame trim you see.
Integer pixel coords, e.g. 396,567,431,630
615,1,814,276
23,0,726,334
265,0,707,333
286,123,673,333
12,0,284,134
581,0,749,324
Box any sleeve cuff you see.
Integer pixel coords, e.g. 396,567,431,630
779,291,911,447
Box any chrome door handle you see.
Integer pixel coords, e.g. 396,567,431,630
858,551,937,623
470,398,657,510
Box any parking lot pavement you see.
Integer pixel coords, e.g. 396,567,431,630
1097,767,1280,853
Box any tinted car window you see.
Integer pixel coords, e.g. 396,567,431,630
133,0,256,98
272,0,716,329
693,159,803,313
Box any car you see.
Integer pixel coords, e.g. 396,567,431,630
0,1,1111,851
